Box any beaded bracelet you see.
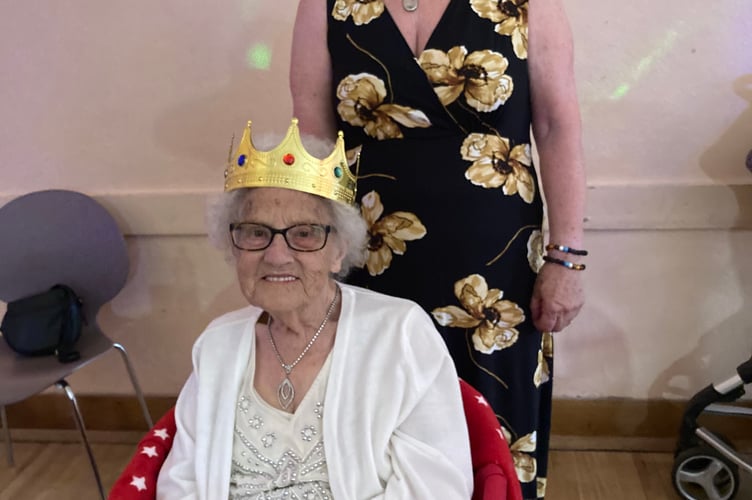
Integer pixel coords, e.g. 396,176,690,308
545,243,589,256
543,255,586,271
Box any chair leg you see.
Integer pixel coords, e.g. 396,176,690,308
113,342,154,428
56,380,105,500
1,405,13,466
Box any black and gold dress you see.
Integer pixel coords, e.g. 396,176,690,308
327,1,550,497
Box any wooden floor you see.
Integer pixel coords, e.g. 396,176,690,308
0,442,749,499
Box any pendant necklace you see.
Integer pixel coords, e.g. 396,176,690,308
267,287,340,410
402,0,418,12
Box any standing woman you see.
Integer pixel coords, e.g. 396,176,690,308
290,1,586,498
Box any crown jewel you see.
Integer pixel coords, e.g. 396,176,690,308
223,119,357,205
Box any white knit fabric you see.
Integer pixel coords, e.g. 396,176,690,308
157,284,472,500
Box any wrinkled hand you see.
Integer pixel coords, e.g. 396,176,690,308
530,263,584,332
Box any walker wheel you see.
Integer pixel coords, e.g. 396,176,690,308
672,446,739,500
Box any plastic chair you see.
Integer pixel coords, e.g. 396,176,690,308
0,189,153,500
109,380,522,499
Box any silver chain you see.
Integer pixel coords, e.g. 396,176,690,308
267,287,340,374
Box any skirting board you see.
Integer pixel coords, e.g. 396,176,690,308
3,395,750,452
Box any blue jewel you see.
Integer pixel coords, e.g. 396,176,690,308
237,154,247,166
334,166,343,178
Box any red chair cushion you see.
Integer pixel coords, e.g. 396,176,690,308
459,379,522,500
473,463,509,500
108,407,176,499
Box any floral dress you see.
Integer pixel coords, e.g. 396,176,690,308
326,1,550,497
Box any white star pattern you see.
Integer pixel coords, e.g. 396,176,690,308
475,394,489,406
130,475,147,491
153,428,170,440
140,445,159,458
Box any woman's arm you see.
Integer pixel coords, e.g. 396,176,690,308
290,0,338,138
528,0,586,333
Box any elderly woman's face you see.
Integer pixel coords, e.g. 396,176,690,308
234,188,345,314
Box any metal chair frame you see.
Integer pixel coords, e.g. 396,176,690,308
0,190,153,499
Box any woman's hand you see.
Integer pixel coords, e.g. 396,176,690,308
530,262,584,333
528,0,586,335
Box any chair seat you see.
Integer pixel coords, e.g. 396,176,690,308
0,326,115,406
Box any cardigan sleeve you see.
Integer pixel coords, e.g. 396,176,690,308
326,290,474,499
156,372,200,500
381,306,474,499
383,361,473,498
154,308,257,500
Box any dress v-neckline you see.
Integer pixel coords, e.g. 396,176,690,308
381,0,454,58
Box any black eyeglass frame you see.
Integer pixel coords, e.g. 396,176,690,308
229,222,332,252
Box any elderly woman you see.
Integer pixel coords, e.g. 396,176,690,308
156,119,472,499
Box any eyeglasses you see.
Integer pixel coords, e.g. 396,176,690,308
229,222,332,252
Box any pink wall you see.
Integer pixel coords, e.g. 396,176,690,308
1,0,750,398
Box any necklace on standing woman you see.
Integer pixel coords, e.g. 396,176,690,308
267,287,340,410
402,0,418,12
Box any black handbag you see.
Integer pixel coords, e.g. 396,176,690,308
1,284,83,363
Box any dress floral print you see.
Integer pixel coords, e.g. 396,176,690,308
527,230,545,272
336,73,431,140
460,133,535,203
503,428,538,483
331,0,384,25
327,1,552,497
417,47,513,112
432,274,524,355
470,0,530,59
360,190,426,276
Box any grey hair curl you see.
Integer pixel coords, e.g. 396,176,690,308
205,131,368,279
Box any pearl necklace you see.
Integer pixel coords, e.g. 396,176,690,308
267,287,340,410
402,0,418,12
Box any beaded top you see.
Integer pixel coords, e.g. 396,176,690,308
228,347,333,499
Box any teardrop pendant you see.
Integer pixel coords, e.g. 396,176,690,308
278,377,295,410
402,0,418,12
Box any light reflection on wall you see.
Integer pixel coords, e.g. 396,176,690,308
246,43,272,70
609,29,679,101
239,0,273,70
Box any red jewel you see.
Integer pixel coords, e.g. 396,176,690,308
282,153,295,165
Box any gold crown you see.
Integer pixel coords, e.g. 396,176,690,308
223,118,358,205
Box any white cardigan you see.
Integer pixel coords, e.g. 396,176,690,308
157,284,473,499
